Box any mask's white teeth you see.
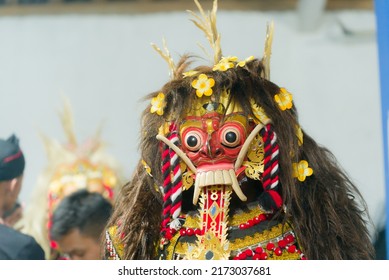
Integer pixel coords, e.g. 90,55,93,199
222,170,232,185
199,172,207,187
205,171,215,186
229,169,247,201
214,170,224,185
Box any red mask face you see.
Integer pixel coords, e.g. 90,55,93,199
180,112,249,171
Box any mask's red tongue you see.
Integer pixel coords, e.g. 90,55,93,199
200,185,230,238
192,184,231,259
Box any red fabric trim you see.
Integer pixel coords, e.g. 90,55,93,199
3,150,22,163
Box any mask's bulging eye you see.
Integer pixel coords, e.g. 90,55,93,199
184,131,203,151
221,127,241,148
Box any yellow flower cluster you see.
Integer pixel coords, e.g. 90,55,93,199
212,56,237,71
187,55,257,98
212,56,255,71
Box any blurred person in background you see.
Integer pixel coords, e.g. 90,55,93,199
0,134,45,260
50,189,112,260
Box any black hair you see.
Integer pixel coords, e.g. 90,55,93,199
50,189,112,241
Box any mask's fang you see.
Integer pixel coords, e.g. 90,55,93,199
156,134,197,174
229,169,247,201
234,120,270,171
193,172,202,205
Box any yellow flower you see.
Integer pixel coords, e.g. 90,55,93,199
237,56,255,67
191,74,215,97
274,87,293,111
183,70,198,78
150,92,166,116
212,57,237,72
292,160,313,182
222,56,238,62
296,125,303,146
213,61,234,72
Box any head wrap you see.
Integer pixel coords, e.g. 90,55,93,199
0,135,25,181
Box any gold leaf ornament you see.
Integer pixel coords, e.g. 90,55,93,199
180,161,194,190
243,134,264,180
183,231,230,260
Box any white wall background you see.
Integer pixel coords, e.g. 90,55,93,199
0,9,384,235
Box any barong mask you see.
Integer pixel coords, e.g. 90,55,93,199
105,0,374,261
